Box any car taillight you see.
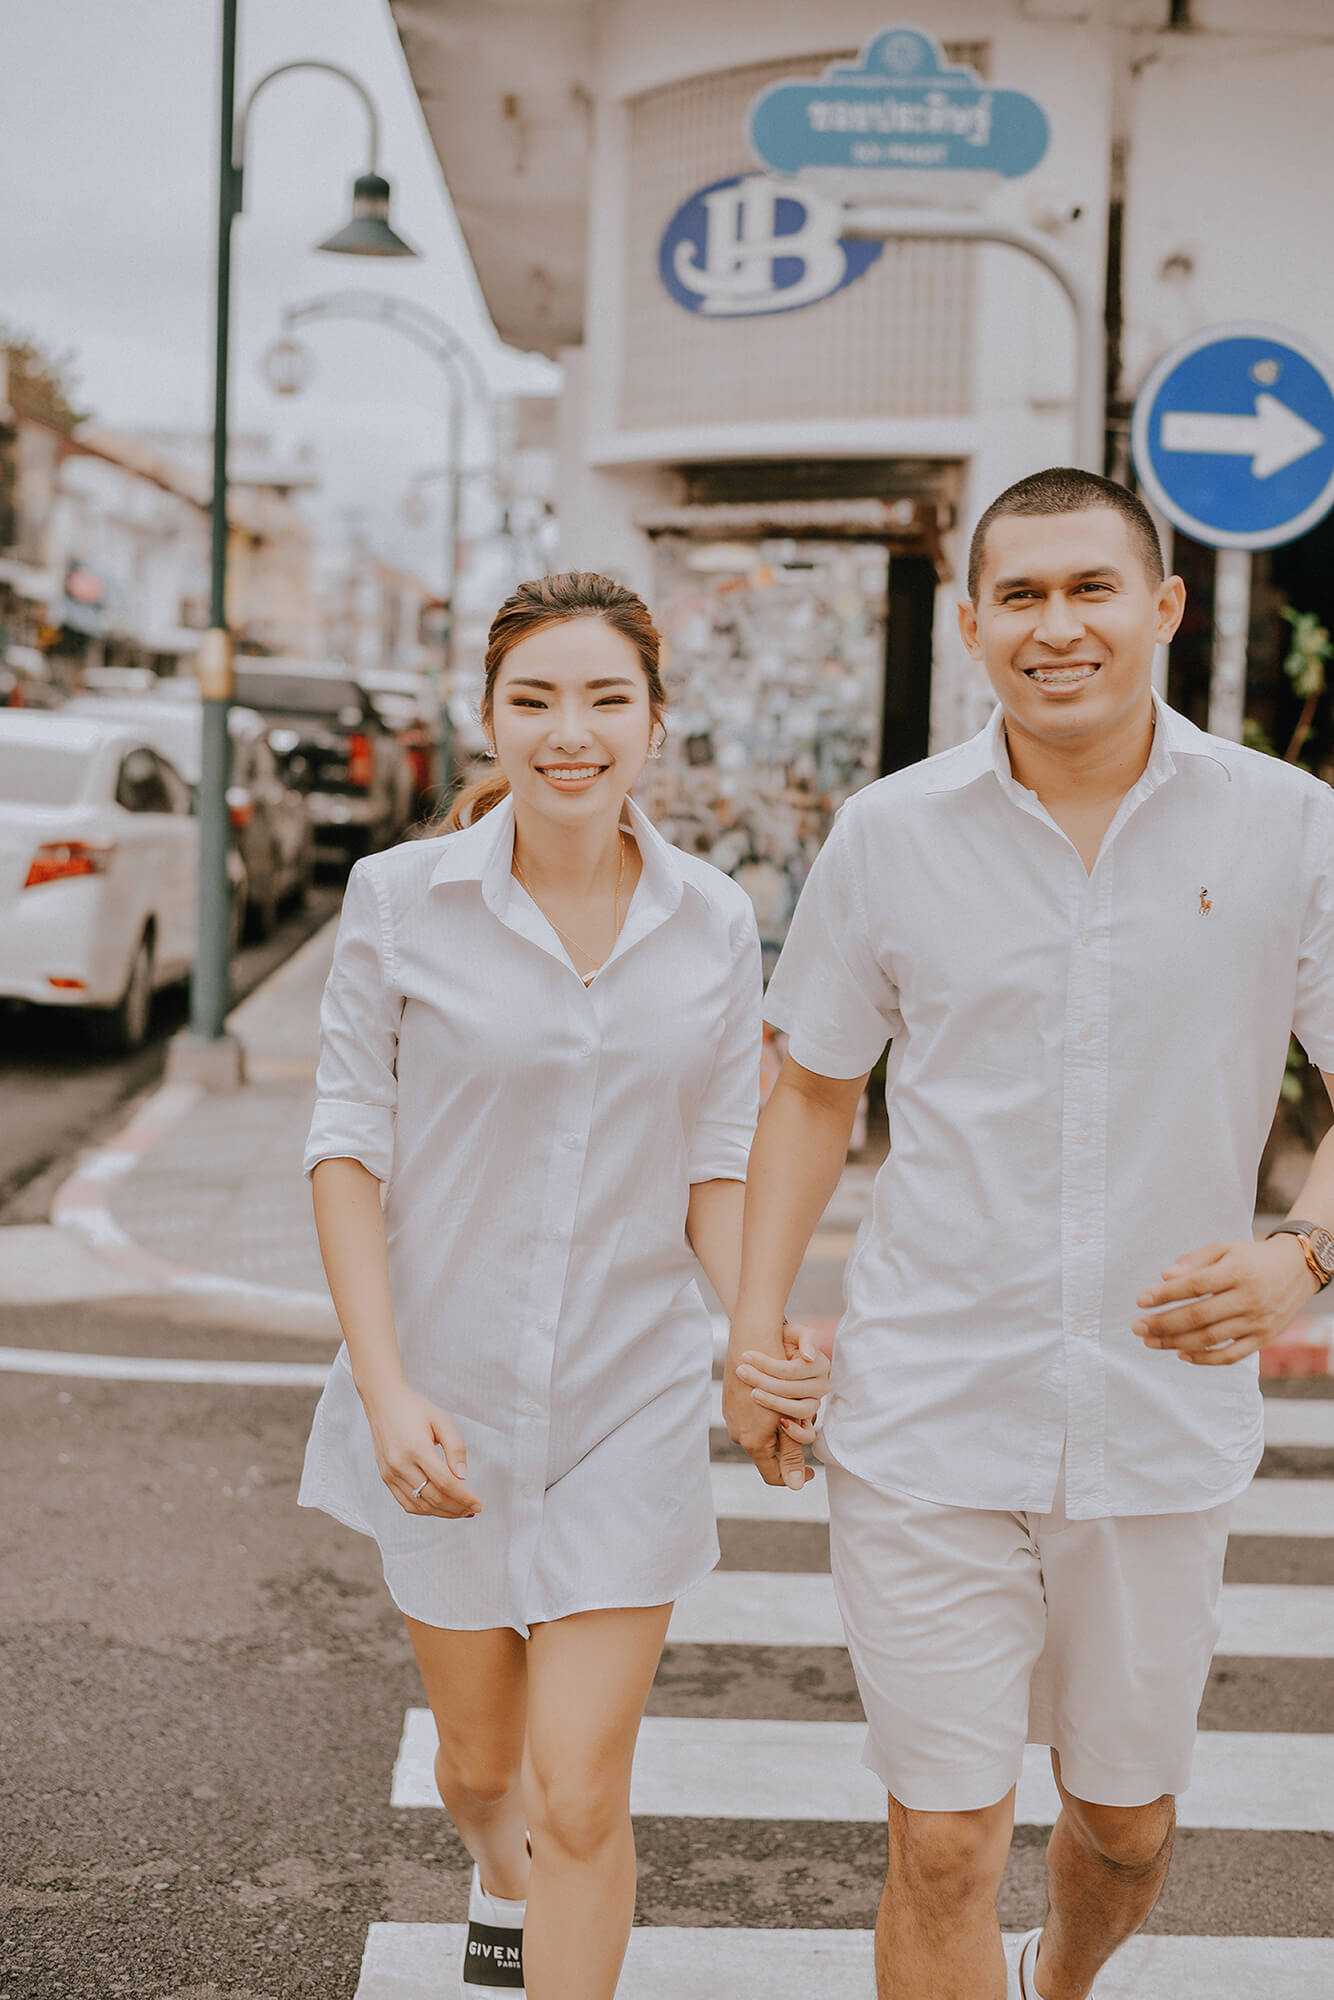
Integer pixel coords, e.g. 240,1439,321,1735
23,841,115,889
226,785,253,830
346,732,374,789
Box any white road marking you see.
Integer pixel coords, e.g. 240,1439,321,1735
711,1380,1334,1442
0,1345,329,1387
354,1924,1334,2000
1261,1398,1334,1447
709,1464,1334,1536
391,1710,1334,1831
668,1572,1334,1660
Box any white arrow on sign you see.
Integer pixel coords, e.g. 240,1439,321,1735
1160,392,1324,480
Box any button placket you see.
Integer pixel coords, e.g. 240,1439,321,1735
1060,863,1114,1512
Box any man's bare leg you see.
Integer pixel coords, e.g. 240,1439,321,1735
1028,1753,1175,2000
875,1791,1014,1999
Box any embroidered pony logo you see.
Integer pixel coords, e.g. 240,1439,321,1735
1199,887,1212,916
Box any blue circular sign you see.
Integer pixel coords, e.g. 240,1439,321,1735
1131,324,1334,551
659,174,882,319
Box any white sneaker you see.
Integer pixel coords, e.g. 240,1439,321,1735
1016,1926,1098,2000
459,1863,526,1995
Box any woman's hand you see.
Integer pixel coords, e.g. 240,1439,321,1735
724,1319,831,1489
362,1378,482,1518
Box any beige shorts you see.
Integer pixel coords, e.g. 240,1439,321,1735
823,1451,1232,1814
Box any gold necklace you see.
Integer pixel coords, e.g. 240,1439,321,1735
513,832,627,984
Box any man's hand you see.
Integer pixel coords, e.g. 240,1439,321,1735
723,1320,830,1489
1133,1235,1320,1366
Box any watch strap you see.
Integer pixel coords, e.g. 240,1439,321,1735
1267,1220,1334,1288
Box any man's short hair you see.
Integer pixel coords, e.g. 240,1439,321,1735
967,468,1166,602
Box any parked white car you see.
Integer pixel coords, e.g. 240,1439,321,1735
0,712,199,1050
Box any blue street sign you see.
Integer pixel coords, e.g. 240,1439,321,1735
1131,324,1334,551
748,27,1048,182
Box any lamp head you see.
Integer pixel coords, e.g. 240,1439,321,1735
262,335,315,397
317,172,418,258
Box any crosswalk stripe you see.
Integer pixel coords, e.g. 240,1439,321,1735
390,1709,1334,1830
667,1571,1334,1658
707,1380,1334,1454
709,1463,1334,1535
1261,1398,1334,1447
354,1923,1334,2000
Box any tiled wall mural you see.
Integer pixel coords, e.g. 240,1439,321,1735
640,537,888,972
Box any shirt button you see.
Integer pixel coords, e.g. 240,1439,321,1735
563,1133,579,1149
578,1041,593,1057
522,1399,542,1418
1079,1026,1093,1044
1075,1230,1089,1245
548,1225,562,1241
1079,930,1093,947
1077,1129,1091,1145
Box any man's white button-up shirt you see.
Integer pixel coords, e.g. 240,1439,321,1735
764,695,1334,1520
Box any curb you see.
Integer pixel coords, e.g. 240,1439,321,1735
50,1078,338,1337
42,1069,1334,1373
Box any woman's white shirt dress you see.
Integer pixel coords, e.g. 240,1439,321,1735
298,795,762,1635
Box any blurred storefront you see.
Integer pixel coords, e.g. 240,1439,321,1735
390,0,1334,881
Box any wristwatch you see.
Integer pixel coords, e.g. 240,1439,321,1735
1267,1219,1334,1289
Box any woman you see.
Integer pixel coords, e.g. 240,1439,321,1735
299,572,829,1999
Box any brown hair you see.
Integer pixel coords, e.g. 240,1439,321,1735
444,572,666,830
967,467,1165,602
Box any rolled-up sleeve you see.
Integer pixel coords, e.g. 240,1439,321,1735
763,811,901,1079
688,903,763,1184
304,861,400,1181
1294,786,1334,1072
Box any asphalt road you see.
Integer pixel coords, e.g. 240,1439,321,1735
1,1295,1330,2000
0,883,342,1225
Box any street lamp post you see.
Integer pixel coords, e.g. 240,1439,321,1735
839,207,1105,473
264,291,492,804
174,0,417,1087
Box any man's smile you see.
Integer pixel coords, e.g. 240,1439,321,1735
1022,662,1101,689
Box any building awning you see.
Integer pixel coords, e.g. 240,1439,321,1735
634,496,950,574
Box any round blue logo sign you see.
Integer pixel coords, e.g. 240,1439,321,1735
659,174,882,319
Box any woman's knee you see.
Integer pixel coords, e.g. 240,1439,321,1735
435,1735,522,1810
889,1799,1013,1914
527,1763,628,1864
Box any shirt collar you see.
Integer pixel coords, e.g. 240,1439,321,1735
926,689,1231,804
428,790,686,973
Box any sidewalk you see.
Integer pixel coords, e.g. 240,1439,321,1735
2,911,1331,1373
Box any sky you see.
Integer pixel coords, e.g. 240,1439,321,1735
0,0,558,593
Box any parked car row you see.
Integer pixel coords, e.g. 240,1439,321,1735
0,659,440,1050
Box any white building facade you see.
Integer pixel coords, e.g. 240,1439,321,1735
390,0,1334,939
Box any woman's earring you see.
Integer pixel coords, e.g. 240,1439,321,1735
483,741,496,760
648,732,664,760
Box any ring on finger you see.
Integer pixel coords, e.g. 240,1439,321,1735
411,1476,429,1499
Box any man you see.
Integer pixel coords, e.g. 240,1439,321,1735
725,468,1334,2000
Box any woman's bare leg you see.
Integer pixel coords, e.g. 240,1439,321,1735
521,1602,673,1999
404,1618,530,1901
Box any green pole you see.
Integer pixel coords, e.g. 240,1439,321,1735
192,0,239,1042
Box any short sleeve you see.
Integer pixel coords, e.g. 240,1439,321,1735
763,812,901,1079
1293,786,1334,1072
688,902,763,1184
303,861,401,1180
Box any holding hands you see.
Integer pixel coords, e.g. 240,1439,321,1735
363,1377,483,1518
724,1319,831,1491
1133,1233,1320,1366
